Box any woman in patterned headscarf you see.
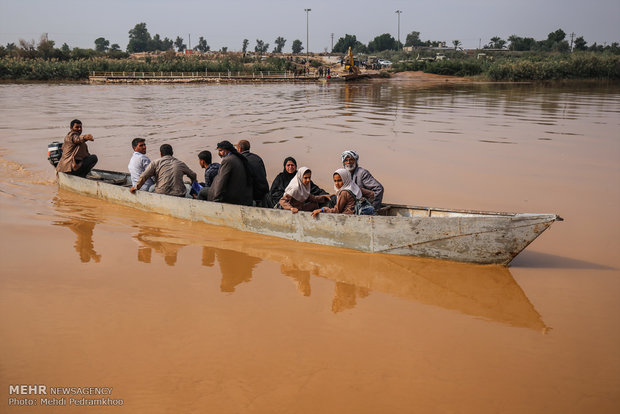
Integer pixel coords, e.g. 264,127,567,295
267,156,328,208
311,168,374,217
279,167,331,213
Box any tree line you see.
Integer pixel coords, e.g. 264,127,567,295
333,29,618,54
0,34,129,61
124,23,304,55
1,22,617,63
0,22,308,60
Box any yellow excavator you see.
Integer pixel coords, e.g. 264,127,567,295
344,46,361,77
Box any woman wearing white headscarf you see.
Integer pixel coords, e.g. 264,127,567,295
267,156,328,208
279,167,330,213
311,168,374,217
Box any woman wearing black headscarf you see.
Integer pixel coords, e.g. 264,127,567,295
267,156,327,208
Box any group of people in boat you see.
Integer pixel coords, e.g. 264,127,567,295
56,119,384,217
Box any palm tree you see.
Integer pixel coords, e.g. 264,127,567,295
452,40,462,50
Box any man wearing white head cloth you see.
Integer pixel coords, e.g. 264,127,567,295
341,150,384,209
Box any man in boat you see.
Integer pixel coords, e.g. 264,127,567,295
195,150,220,200
236,139,269,206
129,144,197,197
128,138,154,191
206,140,253,206
56,119,98,177
198,150,220,187
341,150,384,210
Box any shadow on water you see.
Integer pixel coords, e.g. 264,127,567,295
511,250,616,270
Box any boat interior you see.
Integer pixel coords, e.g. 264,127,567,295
377,205,513,218
85,170,514,219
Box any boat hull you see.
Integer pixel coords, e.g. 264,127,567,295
57,170,559,265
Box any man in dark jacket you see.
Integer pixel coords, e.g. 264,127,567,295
206,141,253,206
237,139,269,205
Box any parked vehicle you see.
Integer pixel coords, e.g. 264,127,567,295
362,56,380,70
416,53,448,62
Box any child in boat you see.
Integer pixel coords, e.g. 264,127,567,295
311,168,374,217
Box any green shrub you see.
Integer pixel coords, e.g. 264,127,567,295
0,56,293,80
392,53,619,80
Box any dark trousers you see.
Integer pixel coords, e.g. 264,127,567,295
197,187,210,201
70,154,98,177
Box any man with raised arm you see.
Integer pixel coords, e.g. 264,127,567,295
56,119,98,177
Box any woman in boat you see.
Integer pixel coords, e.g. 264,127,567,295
279,167,330,214
311,168,374,218
267,156,327,208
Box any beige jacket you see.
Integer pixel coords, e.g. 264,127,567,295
56,131,90,173
137,155,197,197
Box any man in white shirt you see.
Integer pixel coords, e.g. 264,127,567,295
128,138,154,191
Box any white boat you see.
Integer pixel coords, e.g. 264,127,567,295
57,169,562,265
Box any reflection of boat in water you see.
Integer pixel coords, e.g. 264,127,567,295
132,223,548,331
205,236,548,331
57,170,561,266
135,226,186,266
51,189,548,331
52,196,101,263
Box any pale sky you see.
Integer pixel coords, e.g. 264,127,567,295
1,0,618,51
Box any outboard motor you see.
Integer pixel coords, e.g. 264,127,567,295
47,141,63,167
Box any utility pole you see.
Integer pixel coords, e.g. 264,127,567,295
395,10,402,50
305,8,311,63
479,38,481,49
331,33,334,53
570,32,575,51
188,34,191,51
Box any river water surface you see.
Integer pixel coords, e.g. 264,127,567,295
1,77,619,413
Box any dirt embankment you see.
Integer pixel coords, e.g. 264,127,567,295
389,71,473,83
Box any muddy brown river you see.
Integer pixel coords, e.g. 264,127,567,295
1,77,619,413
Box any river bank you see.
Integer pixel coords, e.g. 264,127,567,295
393,52,620,80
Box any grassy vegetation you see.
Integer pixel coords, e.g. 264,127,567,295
1,51,618,81
0,55,297,80
392,52,620,80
